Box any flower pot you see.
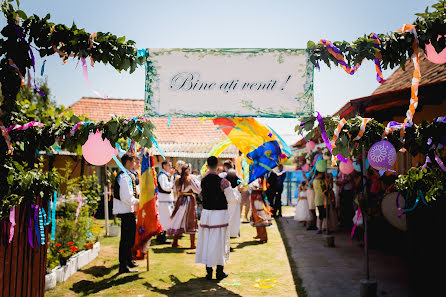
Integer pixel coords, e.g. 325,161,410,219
55,262,72,283
68,257,77,276
109,224,120,237
76,251,90,269
45,270,57,291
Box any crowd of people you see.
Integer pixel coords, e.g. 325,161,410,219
112,153,278,280
293,167,397,236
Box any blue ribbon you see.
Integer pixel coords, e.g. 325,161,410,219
112,155,132,187
167,117,171,127
150,136,165,160
40,59,46,76
51,191,57,241
39,207,45,245
137,49,146,58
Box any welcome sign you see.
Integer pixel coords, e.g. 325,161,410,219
144,48,314,118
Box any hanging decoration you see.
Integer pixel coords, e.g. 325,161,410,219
425,35,446,64
340,159,354,175
306,140,316,151
315,159,327,172
367,140,397,171
81,131,118,166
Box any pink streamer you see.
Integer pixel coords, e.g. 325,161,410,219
7,121,44,133
81,57,107,98
8,206,16,243
75,193,83,224
70,122,85,136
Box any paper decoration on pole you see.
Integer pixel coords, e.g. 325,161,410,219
81,131,118,166
316,160,327,172
367,140,396,171
132,153,162,260
339,159,354,175
353,157,369,172
212,118,288,183
425,35,446,64
306,140,316,151
144,48,314,118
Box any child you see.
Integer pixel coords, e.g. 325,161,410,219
294,181,312,225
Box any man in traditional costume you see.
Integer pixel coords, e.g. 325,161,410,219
249,177,272,243
168,163,201,248
156,160,175,244
224,170,242,238
196,156,236,280
113,153,139,274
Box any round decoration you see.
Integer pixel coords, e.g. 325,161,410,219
339,159,354,175
316,160,327,172
82,131,118,166
367,140,396,171
381,192,407,231
306,140,316,151
425,35,446,65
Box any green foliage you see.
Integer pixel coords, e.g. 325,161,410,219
307,1,446,70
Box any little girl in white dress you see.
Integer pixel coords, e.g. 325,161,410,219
294,182,312,224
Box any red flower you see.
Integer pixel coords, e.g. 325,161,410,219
59,249,63,253
55,243,61,248
68,242,74,245
70,246,79,253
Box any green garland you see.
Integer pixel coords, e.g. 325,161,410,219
0,1,153,220
306,1,446,70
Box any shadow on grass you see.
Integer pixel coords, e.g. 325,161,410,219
80,264,119,277
275,218,308,297
233,240,261,250
70,272,143,296
152,246,191,254
143,275,242,296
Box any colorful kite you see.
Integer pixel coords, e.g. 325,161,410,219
132,153,162,260
212,118,290,183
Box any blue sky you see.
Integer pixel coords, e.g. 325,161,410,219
3,0,438,143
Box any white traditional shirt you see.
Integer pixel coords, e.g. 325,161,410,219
113,171,139,214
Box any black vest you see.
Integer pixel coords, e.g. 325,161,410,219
201,173,228,210
157,171,171,194
113,171,137,200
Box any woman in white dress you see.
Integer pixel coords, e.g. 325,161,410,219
294,181,312,225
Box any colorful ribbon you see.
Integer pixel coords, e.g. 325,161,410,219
353,118,371,141
39,208,45,245
15,26,45,96
28,204,34,248
34,205,40,250
8,206,16,243
398,24,420,125
0,121,13,154
150,136,165,160
434,152,446,172
51,191,57,241
7,121,44,133
8,58,25,87
75,192,83,224
315,112,348,164
370,33,386,83
40,60,46,76
319,39,362,75
81,57,107,98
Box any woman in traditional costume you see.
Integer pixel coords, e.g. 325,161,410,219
249,177,272,243
168,163,201,248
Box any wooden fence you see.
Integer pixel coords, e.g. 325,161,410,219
0,197,48,297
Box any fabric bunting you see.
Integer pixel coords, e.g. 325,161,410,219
398,24,420,125
370,33,386,83
7,121,44,133
314,112,347,164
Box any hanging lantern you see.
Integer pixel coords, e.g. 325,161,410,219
82,131,118,166
367,140,396,171
425,35,446,64
306,140,316,151
339,159,354,175
315,160,327,172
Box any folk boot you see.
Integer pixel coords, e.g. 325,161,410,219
216,265,228,280
205,266,213,280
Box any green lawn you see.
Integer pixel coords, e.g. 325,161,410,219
47,209,303,297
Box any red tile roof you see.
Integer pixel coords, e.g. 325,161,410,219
68,97,227,144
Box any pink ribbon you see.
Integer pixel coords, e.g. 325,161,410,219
75,193,83,224
70,122,85,136
81,57,107,98
7,121,44,133
8,206,16,243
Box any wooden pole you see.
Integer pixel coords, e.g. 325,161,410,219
146,245,150,271
103,165,110,237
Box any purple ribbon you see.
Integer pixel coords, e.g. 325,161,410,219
34,205,40,251
15,26,45,97
75,193,83,224
28,205,34,248
434,152,446,172
315,111,348,163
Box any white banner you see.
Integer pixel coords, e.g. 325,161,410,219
144,48,314,118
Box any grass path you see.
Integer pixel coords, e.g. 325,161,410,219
47,210,302,297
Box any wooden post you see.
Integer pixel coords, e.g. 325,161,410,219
146,248,150,271
103,165,110,237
